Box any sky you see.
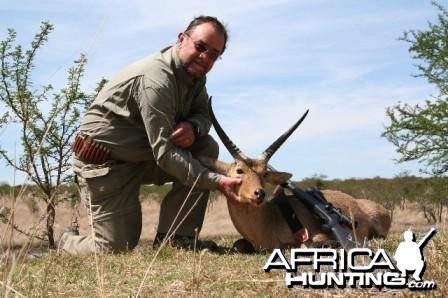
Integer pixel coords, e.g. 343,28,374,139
0,0,440,184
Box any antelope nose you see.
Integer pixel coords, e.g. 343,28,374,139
254,188,266,201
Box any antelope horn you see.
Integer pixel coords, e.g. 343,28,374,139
208,97,251,162
260,109,309,162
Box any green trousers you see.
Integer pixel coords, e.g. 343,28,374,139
61,135,219,254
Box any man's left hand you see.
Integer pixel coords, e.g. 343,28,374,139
170,121,195,148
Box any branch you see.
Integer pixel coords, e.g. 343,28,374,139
23,22,54,87
0,207,48,242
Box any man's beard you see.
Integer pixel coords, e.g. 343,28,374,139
182,60,206,80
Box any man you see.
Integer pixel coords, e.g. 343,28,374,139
60,16,241,254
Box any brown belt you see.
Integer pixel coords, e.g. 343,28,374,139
72,133,111,164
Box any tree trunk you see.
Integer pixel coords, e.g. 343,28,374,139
47,201,56,249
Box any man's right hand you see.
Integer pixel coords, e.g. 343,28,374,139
217,176,241,203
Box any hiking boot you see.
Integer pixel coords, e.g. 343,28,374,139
64,226,80,235
231,238,256,254
57,227,80,253
153,233,218,252
27,251,50,259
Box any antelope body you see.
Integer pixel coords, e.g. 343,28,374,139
204,98,391,251
226,189,390,250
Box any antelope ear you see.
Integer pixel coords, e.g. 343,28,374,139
264,171,292,185
198,157,232,175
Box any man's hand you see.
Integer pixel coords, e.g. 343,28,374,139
297,228,309,243
170,121,195,148
217,176,242,204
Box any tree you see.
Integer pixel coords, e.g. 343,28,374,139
0,22,104,248
382,1,448,176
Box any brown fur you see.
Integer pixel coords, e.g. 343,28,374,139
203,104,390,251
202,157,391,251
226,188,391,251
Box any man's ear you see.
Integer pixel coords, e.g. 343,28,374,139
264,171,292,185
198,157,232,175
176,32,185,45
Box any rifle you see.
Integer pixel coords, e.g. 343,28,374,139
417,227,436,249
268,165,359,250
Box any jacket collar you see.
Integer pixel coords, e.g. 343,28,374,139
168,46,205,87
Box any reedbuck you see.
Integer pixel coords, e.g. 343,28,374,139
202,99,391,252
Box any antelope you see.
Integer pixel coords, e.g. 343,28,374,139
201,99,391,252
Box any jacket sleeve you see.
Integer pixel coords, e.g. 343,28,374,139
135,79,222,190
186,83,212,138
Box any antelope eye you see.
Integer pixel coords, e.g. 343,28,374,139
236,168,244,175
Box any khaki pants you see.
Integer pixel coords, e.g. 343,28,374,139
62,135,219,254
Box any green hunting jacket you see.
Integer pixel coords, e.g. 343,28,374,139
79,46,221,190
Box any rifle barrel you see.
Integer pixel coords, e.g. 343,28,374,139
417,227,436,249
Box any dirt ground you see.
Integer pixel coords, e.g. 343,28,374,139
0,194,442,247
1,195,239,247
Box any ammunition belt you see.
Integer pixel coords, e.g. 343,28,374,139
72,133,111,164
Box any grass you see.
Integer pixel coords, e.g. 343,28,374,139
1,231,447,297
1,189,447,297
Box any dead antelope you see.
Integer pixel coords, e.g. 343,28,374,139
202,99,391,252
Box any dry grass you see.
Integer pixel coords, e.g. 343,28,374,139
0,193,239,249
1,194,447,297
2,233,447,297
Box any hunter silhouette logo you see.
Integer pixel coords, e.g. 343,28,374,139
263,227,437,291
394,227,436,282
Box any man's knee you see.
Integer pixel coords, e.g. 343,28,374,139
192,135,219,159
97,233,140,253
94,208,142,253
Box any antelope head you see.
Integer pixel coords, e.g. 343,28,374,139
205,97,309,207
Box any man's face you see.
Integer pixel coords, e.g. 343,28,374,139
176,22,225,78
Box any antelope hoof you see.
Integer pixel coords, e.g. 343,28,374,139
232,238,256,254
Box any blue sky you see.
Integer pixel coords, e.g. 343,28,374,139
0,0,440,184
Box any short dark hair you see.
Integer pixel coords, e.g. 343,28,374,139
184,15,229,54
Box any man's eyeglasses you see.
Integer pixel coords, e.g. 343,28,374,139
183,32,221,62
